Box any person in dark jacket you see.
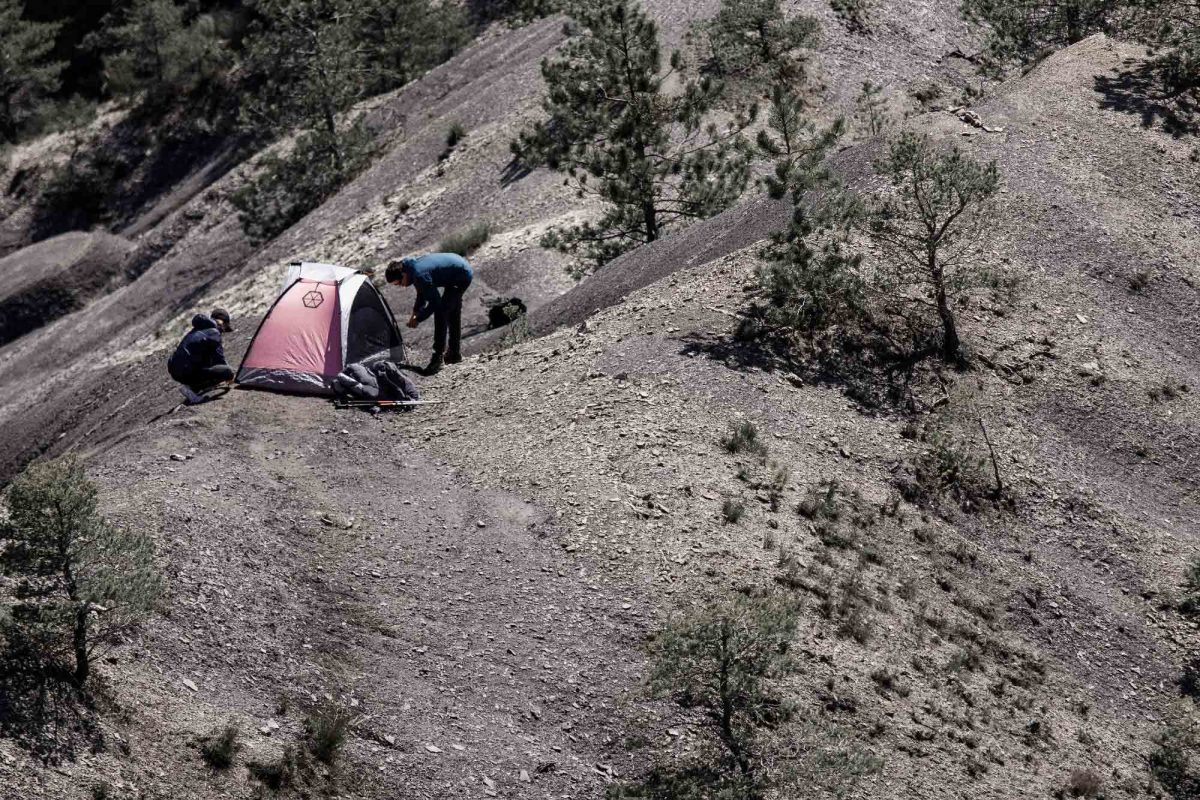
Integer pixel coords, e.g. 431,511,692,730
168,309,234,404
386,253,473,375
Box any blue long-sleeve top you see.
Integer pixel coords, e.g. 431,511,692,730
403,253,473,322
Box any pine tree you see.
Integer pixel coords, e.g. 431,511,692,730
91,0,228,103
513,0,752,273
648,593,799,798
695,0,817,95
241,0,369,166
233,0,376,241
0,1,66,142
960,0,1124,71
0,457,161,688
862,132,1000,363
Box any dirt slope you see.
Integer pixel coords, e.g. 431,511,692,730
1,9,1197,800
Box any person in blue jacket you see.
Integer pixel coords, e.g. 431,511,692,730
167,309,234,404
386,252,473,375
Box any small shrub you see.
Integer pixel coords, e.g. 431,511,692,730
870,668,911,698
498,311,531,349
445,121,466,149
1149,720,1200,798
92,784,113,800
766,463,789,511
1064,767,1103,798
438,221,491,257
199,724,240,770
649,592,799,790
305,700,354,765
1181,658,1200,699
899,427,995,512
798,482,842,521
830,0,870,32
721,420,768,457
1180,555,1200,615
232,125,375,244
722,500,745,524
1129,271,1152,292
949,646,983,673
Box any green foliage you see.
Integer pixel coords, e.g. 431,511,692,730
89,0,229,104
721,420,768,457
757,181,864,341
961,0,1122,72
0,0,66,142
1180,555,1200,614
649,593,799,792
469,0,562,24
438,221,491,256
199,724,241,770
830,0,873,32
862,132,1001,362
231,124,375,244
514,0,752,272
0,457,161,688
899,424,996,511
1149,718,1200,798
356,0,473,96
240,0,368,142
36,133,133,233
693,0,819,98
852,81,889,140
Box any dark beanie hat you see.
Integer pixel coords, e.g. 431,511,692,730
210,308,233,331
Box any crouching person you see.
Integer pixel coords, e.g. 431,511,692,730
168,308,234,404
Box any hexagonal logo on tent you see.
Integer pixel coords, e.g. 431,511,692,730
302,290,325,309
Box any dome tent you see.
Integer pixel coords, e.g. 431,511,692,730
236,262,405,395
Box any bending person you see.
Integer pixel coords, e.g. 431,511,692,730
386,252,473,375
168,308,234,404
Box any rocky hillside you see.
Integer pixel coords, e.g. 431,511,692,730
0,2,1197,799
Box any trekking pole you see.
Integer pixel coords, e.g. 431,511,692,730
333,399,449,408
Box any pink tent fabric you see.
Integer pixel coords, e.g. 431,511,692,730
240,280,341,388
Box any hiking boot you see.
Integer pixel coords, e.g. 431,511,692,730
444,350,462,365
424,353,444,375
178,385,206,405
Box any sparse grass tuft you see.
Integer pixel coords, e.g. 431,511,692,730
722,499,745,524
199,724,240,770
305,700,354,765
438,221,491,257
721,420,768,457
446,121,466,150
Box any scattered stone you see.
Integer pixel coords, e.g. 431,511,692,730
424,744,443,753
169,453,187,462
181,678,198,692
520,769,531,783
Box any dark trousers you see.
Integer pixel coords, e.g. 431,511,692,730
174,364,234,391
433,277,472,356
